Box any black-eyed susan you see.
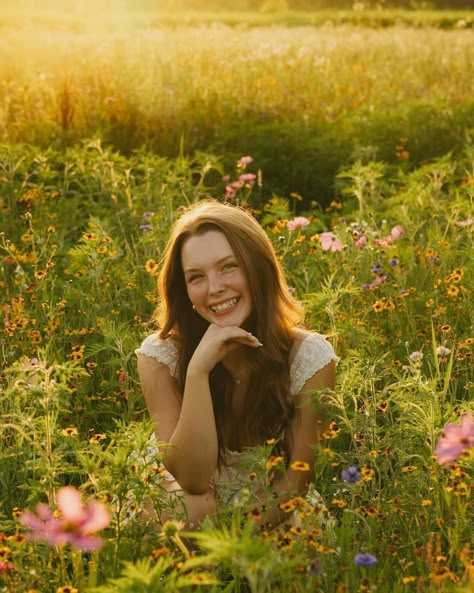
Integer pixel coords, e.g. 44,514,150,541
372,299,385,313
279,500,296,513
266,455,284,470
89,433,106,444
290,460,310,472
247,507,262,521
145,259,159,275
446,285,459,298
61,427,78,437
68,345,85,361
56,586,78,593
7,533,26,545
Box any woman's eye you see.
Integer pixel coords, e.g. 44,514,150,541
223,263,237,271
188,274,203,283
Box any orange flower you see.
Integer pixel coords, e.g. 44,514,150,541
145,259,159,275
266,455,284,470
290,460,310,472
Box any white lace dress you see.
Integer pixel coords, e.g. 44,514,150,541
135,332,338,517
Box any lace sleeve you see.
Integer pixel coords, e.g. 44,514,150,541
135,334,179,378
290,332,339,396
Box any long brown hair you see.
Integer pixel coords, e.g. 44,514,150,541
155,199,303,463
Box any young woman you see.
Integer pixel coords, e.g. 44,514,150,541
136,199,338,528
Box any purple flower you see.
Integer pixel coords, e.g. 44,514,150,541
21,486,110,550
354,553,378,567
389,257,399,267
436,413,474,465
143,211,155,220
342,466,361,483
371,263,383,274
139,224,153,232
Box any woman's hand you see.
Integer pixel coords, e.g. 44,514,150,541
188,323,262,375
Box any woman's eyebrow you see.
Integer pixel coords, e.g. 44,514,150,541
183,254,235,274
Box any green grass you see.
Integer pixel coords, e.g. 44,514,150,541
0,13,473,592
0,140,473,593
0,23,472,203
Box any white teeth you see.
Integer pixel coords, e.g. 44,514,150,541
211,297,239,313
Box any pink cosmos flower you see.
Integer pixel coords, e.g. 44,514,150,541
320,232,343,252
238,173,256,183
225,185,236,200
0,561,14,575
21,486,110,550
390,225,405,240
287,216,310,231
436,413,474,465
237,156,253,168
369,274,388,288
455,219,473,228
355,235,367,249
375,237,393,247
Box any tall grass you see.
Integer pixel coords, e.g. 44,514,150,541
0,23,472,200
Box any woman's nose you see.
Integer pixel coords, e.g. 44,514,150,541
208,272,225,294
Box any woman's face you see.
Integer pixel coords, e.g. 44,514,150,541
181,230,252,327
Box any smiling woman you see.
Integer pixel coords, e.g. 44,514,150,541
135,199,338,528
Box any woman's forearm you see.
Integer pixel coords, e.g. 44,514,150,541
164,369,218,493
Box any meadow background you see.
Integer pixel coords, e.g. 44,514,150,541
0,1,473,592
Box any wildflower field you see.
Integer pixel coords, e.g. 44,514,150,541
1,6,474,593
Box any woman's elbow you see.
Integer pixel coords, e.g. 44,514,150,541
163,461,214,495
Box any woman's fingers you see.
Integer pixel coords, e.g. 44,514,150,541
206,324,262,348
189,325,262,374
